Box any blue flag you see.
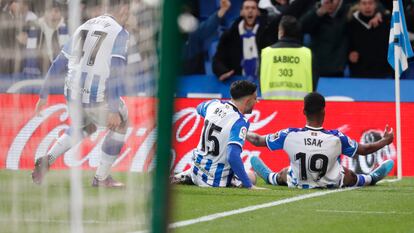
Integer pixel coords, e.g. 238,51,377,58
387,0,414,78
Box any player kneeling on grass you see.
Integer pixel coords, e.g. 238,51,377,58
247,92,394,189
32,0,131,188
172,80,262,189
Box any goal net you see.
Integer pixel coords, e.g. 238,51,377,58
0,0,163,232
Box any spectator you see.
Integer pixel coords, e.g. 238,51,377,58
213,0,279,82
300,0,351,77
260,15,318,100
0,0,25,74
347,0,392,78
20,0,37,22
21,0,69,77
182,0,231,75
80,0,103,23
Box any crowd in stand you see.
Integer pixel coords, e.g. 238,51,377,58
0,0,156,89
182,0,414,86
0,0,413,90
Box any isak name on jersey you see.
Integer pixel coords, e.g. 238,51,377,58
304,138,323,147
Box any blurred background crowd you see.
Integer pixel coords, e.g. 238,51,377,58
0,0,413,94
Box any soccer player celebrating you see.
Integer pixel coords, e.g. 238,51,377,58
248,92,395,189
173,80,262,189
32,0,131,188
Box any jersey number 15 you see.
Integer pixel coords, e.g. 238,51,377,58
201,120,222,156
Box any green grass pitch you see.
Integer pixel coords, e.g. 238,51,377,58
1,170,413,233
172,177,414,233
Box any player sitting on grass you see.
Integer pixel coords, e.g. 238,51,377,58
247,92,395,189
172,80,261,189
32,0,131,188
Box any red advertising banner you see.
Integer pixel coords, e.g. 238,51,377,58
1,94,413,176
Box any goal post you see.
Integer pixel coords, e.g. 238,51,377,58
151,0,182,232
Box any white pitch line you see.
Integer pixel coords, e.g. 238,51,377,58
129,187,359,233
316,209,413,215
169,187,358,228
379,178,401,183
129,178,402,233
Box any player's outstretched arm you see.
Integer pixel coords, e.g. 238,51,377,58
35,52,68,116
357,125,394,155
227,144,253,188
246,132,267,147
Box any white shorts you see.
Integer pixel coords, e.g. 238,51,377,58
190,171,243,188
67,98,128,129
286,166,345,189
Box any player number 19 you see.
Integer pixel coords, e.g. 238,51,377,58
295,152,328,180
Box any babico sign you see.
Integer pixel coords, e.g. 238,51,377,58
1,94,413,176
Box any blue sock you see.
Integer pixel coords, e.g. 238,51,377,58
102,131,125,156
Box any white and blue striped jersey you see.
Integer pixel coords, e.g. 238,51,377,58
266,126,358,188
191,100,250,187
62,15,129,104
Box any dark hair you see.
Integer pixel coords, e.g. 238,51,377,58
230,80,257,100
45,0,65,10
242,0,258,8
108,0,130,7
279,15,302,40
304,92,325,115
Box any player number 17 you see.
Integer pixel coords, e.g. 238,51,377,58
74,30,108,66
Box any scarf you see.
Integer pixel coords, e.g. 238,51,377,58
238,20,259,81
23,17,69,78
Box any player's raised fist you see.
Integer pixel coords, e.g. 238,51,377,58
383,124,394,144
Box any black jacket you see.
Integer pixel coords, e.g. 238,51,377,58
301,2,350,76
347,12,392,78
212,14,280,78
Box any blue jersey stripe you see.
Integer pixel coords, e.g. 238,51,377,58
196,154,203,165
193,166,199,175
205,159,212,172
202,174,208,183
89,74,100,102
213,163,224,187
202,159,213,183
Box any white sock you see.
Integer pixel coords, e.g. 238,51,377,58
47,133,73,164
267,172,279,186
354,174,373,186
95,152,117,181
